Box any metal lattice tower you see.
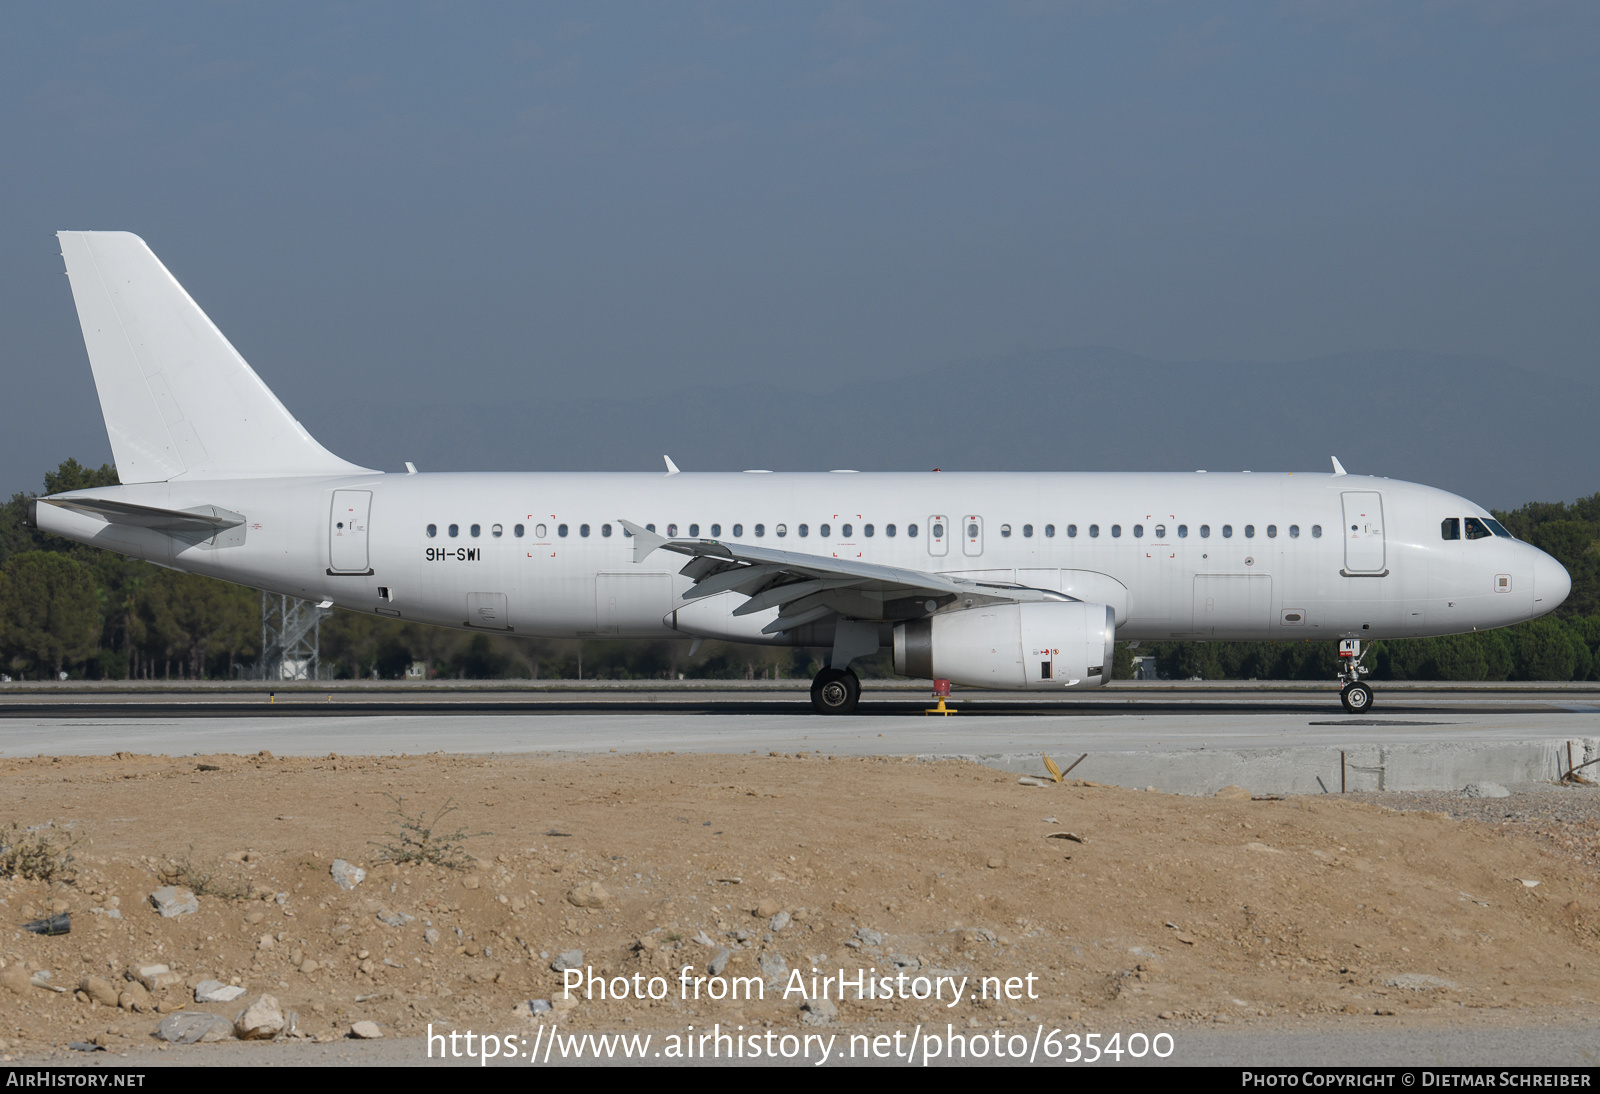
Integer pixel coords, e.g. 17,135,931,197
254,592,331,681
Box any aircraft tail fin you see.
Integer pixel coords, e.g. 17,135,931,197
56,231,373,484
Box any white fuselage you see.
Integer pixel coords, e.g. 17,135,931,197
38,469,1568,646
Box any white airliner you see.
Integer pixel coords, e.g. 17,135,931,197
29,232,1572,714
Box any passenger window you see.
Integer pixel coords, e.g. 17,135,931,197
580,524,590,537
1045,524,1055,538
1244,525,1254,538
907,523,918,538
864,524,874,537
931,521,945,538
689,524,699,537
1177,525,1187,538
492,524,503,538
667,524,678,537
1199,525,1210,538
754,524,764,537
1089,524,1099,538
1440,518,1460,540
1154,524,1165,538
1465,517,1492,540
449,524,460,538
1289,525,1299,538
799,524,810,537
710,523,720,537
514,524,524,538
1000,524,1012,537
1023,524,1033,538
731,524,742,537
1267,525,1277,538
645,524,656,533
818,524,829,537
601,523,613,537
471,524,481,537
1312,525,1322,538
1222,525,1233,538
886,524,895,537
841,524,852,537
1067,524,1077,537
1133,525,1143,538
426,524,437,538
966,522,979,539
535,523,547,538
1111,524,1122,538
776,524,787,537
558,524,568,538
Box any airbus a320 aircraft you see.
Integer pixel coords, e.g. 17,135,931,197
29,233,1572,714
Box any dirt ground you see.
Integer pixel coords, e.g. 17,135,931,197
1,749,1598,1061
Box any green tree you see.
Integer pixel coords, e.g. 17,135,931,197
1,551,100,677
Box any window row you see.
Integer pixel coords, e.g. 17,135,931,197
423,520,1327,542
426,523,526,539
424,521,924,540
979,522,1324,540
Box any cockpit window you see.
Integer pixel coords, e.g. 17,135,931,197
1441,517,1460,541
1465,517,1493,540
1484,518,1513,539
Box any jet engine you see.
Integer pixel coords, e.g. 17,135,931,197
893,600,1115,689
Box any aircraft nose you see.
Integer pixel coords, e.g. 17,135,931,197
1532,548,1571,613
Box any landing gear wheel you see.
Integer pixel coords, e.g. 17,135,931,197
1340,681,1374,714
810,668,861,715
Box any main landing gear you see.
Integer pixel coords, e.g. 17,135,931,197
810,667,861,715
1338,639,1375,714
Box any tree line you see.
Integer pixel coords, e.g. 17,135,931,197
2,459,1597,683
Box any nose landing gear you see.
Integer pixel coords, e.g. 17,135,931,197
1338,639,1375,713
810,667,861,715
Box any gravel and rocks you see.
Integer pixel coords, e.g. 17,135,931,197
1,750,1598,1057
1342,781,1600,873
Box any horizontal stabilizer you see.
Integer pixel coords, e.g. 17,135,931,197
43,496,245,534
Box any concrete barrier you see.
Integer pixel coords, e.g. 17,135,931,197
923,737,1600,796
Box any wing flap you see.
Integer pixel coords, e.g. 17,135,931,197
622,517,1074,634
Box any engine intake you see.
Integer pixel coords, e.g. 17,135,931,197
893,601,1115,689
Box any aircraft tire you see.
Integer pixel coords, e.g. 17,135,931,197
1340,681,1374,714
810,668,861,715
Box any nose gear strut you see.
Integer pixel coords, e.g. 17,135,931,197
1337,639,1375,713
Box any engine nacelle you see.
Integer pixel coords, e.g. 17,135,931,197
893,601,1115,690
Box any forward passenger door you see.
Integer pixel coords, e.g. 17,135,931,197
1341,492,1387,574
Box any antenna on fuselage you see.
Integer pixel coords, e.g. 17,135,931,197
1331,456,1348,476
663,455,681,476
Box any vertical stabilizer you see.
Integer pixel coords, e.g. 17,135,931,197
57,231,373,483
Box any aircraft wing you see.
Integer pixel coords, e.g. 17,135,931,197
618,519,1068,634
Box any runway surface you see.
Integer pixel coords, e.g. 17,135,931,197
2,684,1597,759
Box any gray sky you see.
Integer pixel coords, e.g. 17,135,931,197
2,3,1596,503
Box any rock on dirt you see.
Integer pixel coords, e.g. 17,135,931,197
156,1012,234,1044
330,859,367,890
565,881,611,909
234,994,286,1040
148,886,198,917
195,980,246,1003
